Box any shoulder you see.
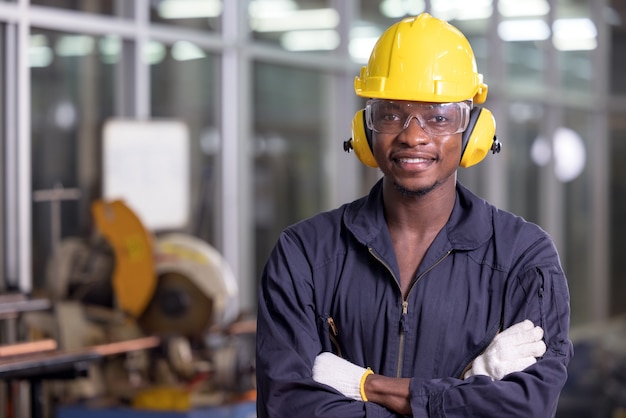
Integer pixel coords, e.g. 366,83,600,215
456,183,560,270
275,199,357,261
457,183,551,244
285,204,347,239
491,204,555,255
284,187,375,242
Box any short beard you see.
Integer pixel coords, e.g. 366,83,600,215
393,180,440,197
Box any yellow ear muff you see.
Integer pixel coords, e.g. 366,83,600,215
460,107,500,168
345,109,378,168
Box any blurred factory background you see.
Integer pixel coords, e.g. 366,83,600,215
1,0,626,417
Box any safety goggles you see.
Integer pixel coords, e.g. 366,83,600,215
365,99,472,136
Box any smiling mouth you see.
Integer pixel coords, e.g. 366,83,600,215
396,157,433,164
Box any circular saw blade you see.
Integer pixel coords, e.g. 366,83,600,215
138,271,213,338
153,234,239,329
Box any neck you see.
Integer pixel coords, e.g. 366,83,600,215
382,177,457,234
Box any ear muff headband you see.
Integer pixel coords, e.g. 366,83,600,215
345,106,500,169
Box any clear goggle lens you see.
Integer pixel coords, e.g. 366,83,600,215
365,99,472,136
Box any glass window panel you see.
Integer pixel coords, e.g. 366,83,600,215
555,0,594,93
504,40,545,91
249,0,339,54
149,0,222,32
497,0,549,89
0,24,4,290
610,110,626,316
561,109,592,325
612,31,626,95
558,49,593,92
150,43,220,246
505,101,544,223
30,29,115,288
253,62,326,281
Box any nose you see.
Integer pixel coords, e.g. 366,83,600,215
399,115,430,146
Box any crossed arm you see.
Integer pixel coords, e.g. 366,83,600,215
312,320,547,415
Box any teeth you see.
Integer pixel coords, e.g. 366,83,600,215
398,158,429,163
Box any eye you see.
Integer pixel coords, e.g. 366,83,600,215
376,104,404,123
381,111,402,122
426,114,450,125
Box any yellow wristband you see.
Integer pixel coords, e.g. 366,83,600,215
359,368,374,402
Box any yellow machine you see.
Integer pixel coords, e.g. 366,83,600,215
92,199,157,319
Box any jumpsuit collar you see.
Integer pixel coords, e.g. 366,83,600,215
344,178,494,252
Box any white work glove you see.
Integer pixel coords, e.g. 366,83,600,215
464,319,547,381
312,352,373,401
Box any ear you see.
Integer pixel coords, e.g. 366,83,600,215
460,107,500,168
344,109,378,168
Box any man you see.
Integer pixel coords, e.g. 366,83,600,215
256,13,572,417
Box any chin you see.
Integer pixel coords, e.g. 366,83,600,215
393,181,438,197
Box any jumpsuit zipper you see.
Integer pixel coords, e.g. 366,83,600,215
369,248,453,377
327,317,342,357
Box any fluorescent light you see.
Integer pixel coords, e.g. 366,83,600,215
55,35,95,57
531,136,551,167
379,0,425,18
29,46,53,68
172,40,207,61
498,19,550,42
553,37,597,51
431,0,492,21
281,30,339,52
452,5,493,21
30,34,48,47
249,0,297,18
158,0,223,19
499,0,549,17
143,41,166,65
54,101,77,130
349,38,378,63
29,34,52,67
250,8,339,32
552,18,597,51
531,128,587,182
380,0,409,18
553,127,586,182
99,36,121,64
553,18,597,39
348,26,382,63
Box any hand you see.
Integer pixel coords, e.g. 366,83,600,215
312,352,372,401
464,320,546,381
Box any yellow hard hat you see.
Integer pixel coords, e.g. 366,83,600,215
354,13,488,104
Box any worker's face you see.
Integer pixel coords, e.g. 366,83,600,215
371,116,462,197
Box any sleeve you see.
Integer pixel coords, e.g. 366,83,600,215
255,231,401,418
407,235,574,418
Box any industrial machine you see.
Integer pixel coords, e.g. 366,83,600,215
18,199,256,414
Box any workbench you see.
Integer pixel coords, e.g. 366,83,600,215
1,336,160,418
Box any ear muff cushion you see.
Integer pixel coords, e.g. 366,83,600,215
460,107,497,168
350,109,378,168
